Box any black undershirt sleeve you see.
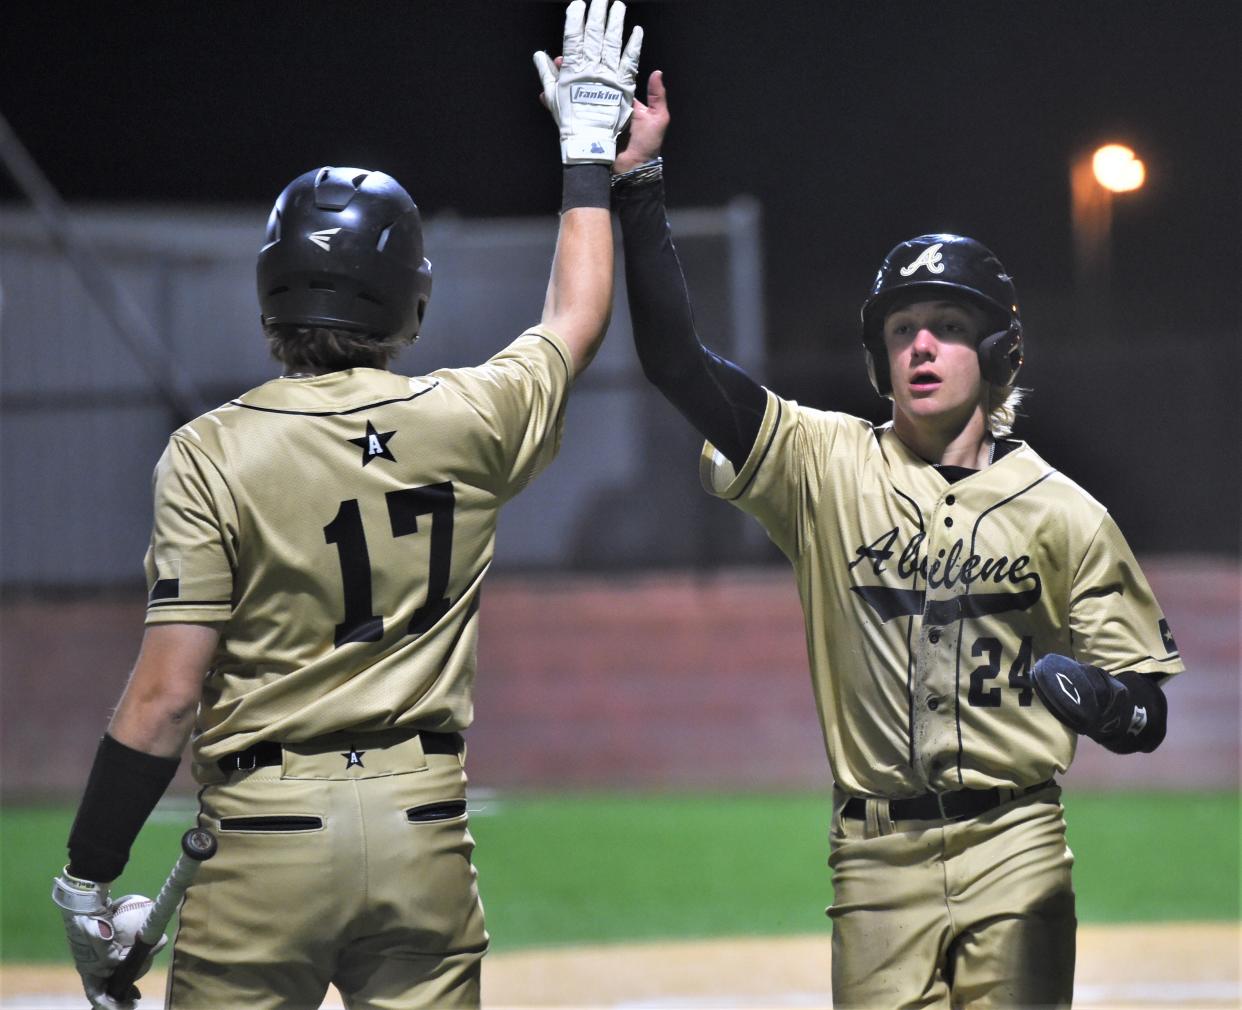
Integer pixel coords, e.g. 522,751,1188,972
1099,671,1169,754
614,174,766,470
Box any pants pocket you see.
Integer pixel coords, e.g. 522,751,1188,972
218,815,324,832
406,800,468,823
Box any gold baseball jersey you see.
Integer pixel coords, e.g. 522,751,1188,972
701,389,1184,797
143,328,571,771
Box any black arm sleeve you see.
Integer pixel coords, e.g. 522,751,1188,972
67,733,180,882
614,175,767,470
1098,671,1169,754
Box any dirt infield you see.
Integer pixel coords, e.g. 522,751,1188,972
3,922,1237,1009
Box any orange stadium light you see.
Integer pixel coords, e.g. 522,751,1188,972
1091,143,1146,193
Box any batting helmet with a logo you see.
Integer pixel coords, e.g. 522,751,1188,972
257,167,433,343
859,233,1023,397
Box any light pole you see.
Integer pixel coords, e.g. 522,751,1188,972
1070,143,1146,337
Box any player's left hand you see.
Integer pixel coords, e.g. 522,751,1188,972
534,0,643,164
1031,654,1125,737
1033,654,1168,754
52,871,166,1010
614,69,669,176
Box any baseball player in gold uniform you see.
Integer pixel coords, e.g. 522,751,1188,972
51,3,642,1007
612,75,1182,1008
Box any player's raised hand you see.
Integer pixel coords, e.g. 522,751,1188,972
534,0,643,164
614,69,669,175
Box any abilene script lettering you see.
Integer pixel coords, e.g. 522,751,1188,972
849,527,1037,592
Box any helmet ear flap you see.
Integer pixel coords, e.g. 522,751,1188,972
977,325,1024,386
409,257,433,340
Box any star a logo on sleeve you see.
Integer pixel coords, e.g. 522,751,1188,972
348,420,397,466
341,747,366,769
1158,618,1179,655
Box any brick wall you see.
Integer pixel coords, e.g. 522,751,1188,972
2,559,1235,799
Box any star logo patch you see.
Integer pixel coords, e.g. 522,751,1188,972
342,748,366,769
349,421,396,466
1158,618,1178,655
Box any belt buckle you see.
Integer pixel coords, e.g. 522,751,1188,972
935,792,950,821
235,750,257,772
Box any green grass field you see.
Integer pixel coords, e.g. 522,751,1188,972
4,790,1237,962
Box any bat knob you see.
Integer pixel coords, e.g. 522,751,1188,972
181,828,218,861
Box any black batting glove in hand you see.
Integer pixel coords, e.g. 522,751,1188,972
51,869,166,1010
1032,654,1166,754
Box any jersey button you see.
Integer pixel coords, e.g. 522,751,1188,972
927,697,940,710
944,517,954,527
945,494,956,505
928,629,941,643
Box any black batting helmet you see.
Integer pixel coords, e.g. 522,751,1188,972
257,167,433,343
859,233,1023,397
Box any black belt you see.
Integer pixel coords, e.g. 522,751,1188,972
841,780,1055,823
217,730,463,775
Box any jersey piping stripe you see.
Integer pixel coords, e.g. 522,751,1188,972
950,467,1058,783
968,470,1058,543
147,598,231,609
724,399,782,502
533,332,570,378
891,484,925,774
230,382,441,417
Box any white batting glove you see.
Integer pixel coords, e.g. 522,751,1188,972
52,870,166,1010
534,0,643,164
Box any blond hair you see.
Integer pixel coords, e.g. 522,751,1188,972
986,384,1027,438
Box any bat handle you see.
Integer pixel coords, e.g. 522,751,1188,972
103,937,157,1002
105,828,217,1001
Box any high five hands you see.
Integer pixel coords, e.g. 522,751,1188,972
534,0,643,165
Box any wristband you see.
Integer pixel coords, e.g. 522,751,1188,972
67,734,180,883
611,156,664,192
561,164,611,212
51,868,109,914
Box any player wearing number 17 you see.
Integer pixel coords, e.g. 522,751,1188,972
51,3,641,1007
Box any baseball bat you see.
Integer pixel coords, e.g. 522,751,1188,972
105,827,217,1001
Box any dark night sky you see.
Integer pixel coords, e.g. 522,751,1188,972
4,0,1240,353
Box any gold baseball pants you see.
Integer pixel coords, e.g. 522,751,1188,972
167,731,488,1009
828,782,1076,1009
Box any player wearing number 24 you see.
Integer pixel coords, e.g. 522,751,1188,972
611,73,1183,1007
51,3,641,1007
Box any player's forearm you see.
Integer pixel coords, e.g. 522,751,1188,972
616,174,701,383
107,623,218,759
1033,655,1170,754
107,644,206,759
109,692,198,759
1099,671,1169,754
615,172,765,467
66,734,181,882
542,166,615,376
66,624,218,883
